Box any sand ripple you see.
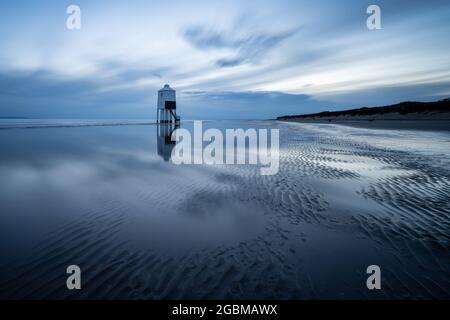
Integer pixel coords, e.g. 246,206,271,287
0,122,449,299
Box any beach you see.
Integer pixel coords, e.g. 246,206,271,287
0,120,449,299
279,119,450,131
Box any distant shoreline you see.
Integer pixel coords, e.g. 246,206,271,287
0,117,29,120
0,120,156,130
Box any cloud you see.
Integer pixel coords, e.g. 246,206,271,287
318,82,450,107
183,24,300,68
1,0,450,119
181,90,331,119
96,60,169,83
0,68,331,119
0,71,154,118
216,57,245,68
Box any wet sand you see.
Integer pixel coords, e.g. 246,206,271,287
279,119,450,132
0,121,449,299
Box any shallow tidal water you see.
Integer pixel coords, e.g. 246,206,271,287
0,120,449,299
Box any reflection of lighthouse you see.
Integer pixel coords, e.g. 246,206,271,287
157,123,178,162
157,84,180,124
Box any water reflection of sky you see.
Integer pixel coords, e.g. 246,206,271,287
0,121,449,299
0,122,271,261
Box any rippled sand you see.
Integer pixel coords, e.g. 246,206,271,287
0,121,448,299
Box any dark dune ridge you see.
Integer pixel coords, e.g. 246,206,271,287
277,98,450,121
0,122,449,299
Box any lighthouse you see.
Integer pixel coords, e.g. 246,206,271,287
157,84,180,124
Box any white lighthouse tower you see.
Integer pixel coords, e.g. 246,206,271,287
157,84,180,124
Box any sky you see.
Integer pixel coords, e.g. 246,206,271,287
0,0,449,119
